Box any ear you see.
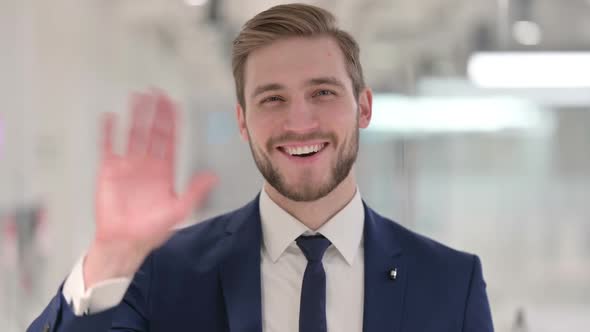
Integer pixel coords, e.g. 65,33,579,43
357,88,372,129
235,103,249,141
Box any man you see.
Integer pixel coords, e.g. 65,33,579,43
29,3,493,332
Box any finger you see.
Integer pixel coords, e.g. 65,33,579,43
101,112,116,159
126,92,154,157
148,93,177,163
171,172,219,222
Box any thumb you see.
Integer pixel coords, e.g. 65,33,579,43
173,172,219,220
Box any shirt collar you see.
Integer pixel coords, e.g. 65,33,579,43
259,187,364,266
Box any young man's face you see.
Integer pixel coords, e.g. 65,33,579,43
237,36,372,202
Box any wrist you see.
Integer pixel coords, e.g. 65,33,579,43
83,240,149,290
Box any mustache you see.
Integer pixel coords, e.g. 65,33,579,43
266,132,337,150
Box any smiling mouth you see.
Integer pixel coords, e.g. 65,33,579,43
278,143,328,158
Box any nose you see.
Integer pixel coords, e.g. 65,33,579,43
283,97,319,133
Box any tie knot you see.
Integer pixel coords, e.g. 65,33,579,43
296,234,331,262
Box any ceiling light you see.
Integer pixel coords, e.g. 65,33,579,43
512,21,542,46
368,94,552,134
184,0,208,6
468,52,590,88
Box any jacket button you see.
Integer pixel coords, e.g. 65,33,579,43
43,323,51,332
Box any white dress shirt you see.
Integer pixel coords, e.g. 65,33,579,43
63,188,365,331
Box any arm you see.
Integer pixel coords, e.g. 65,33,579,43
27,294,117,332
462,255,494,332
27,255,151,332
62,255,131,316
27,91,216,331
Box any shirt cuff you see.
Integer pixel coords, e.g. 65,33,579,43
62,254,132,316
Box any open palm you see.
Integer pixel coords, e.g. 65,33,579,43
95,92,217,251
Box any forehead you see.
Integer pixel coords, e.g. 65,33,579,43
243,36,351,95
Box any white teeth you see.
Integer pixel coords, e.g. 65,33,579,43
284,143,325,156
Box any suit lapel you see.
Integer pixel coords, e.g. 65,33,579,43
218,197,408,332
362,203,407,332
220,197,263,332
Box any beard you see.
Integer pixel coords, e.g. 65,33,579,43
247,121,359,202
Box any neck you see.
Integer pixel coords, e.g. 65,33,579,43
264,169,358,230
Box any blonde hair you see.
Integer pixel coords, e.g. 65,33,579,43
232,3,365,109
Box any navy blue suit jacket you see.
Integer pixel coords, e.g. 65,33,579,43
29,196,494,331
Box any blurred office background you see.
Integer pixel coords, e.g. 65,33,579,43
1,0,589,331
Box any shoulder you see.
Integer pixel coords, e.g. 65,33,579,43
151,199,257,272
367,207,483,306
368,207,478,272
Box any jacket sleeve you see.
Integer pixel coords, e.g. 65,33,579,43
27,255,153,332
462,255,494,332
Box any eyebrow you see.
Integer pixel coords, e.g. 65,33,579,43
251,83,285,99
250,76,346,99
305,76,346,89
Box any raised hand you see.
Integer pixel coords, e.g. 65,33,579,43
84,91,217,289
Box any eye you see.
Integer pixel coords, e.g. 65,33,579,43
261,95,284,104
314,90,335,97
